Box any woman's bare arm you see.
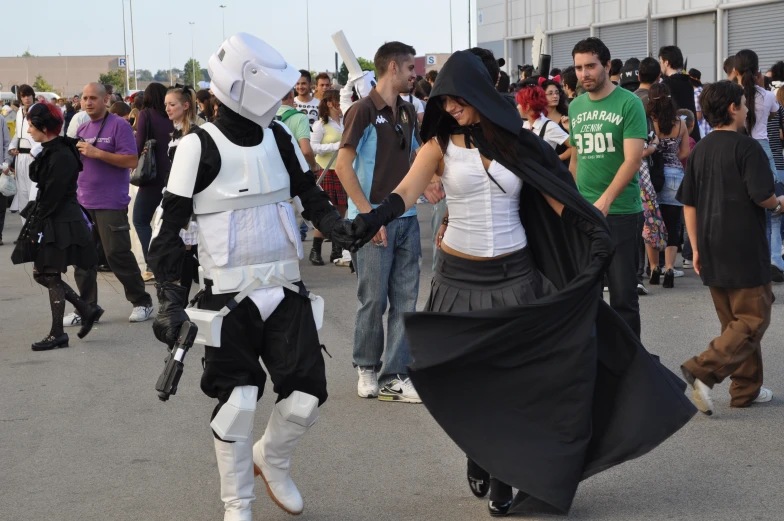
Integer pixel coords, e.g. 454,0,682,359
391,139,443,211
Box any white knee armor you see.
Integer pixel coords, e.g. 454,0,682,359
211,385,259,442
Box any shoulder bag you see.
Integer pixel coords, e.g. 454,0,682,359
131,109,158,187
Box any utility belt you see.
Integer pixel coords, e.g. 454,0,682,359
186,260,324,347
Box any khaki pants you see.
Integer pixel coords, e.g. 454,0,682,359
682,284,772,407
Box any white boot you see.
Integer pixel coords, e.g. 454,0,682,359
214,437,255,521
253,394,319,515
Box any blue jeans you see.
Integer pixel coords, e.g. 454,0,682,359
768,169,784,270
352,216,421,383
132,188,163,266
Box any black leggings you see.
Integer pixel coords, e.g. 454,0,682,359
659,204,683,248
33,269,90,338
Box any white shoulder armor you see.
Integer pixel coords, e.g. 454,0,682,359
166,133,202,198
192,122,291,215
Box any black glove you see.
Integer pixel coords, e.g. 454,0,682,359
152,281,190,348
347,193,406,252
330,217,357,251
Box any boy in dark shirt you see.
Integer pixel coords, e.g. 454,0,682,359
677,81,783,415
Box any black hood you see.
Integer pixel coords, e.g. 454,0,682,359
421,50,522,142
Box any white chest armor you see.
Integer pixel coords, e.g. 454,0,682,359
193,122,291,215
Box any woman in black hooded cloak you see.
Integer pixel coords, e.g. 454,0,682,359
345,50,696,517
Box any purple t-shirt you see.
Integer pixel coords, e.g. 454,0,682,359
76,113,137,210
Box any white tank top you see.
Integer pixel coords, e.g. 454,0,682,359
441,138,527,257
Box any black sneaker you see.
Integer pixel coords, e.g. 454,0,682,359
771,265,784,283
637,282,649,295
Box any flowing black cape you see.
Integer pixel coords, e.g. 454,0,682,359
406,51,696,515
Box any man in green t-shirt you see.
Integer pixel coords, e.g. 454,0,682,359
569,37,647,337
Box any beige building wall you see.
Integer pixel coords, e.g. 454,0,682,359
0,55,124,98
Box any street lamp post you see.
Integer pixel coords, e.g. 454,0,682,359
220,5,227,41
121,0,130,95
449,0,453,53
168,32,173,86
306,0,310,71
189,22,196,89
130,0,138,91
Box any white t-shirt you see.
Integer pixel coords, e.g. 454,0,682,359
523,114,569,150
294,96,320,126
400,93,424,115
752,86,780,140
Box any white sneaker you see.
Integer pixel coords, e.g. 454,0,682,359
673,269,685,278
378,375,422,403
63,312,83,327
357,367,379,398
129,305,154,323
683,259,693,269
753,387,773,404
691,379,714,416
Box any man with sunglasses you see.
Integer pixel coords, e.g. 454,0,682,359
336,41,422,403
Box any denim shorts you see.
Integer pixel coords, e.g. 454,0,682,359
657,166,684,207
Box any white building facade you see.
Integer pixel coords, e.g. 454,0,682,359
476,0,784,83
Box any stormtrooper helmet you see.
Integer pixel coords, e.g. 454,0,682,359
209,33,300,128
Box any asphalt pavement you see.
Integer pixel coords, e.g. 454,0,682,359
1,208,783,521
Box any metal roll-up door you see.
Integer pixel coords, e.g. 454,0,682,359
676,13,716,82
728,3,784,73
551,30,590,69
598,22,648,63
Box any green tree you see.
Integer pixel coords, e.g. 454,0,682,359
33,74,54,92
98,70,127,96
183,59,203,88
337,57,375,85
153,69,169,82
22,50,34,57
201,68,210,82
136,69,154,82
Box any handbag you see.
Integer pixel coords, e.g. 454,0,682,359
130,109,157,187
0,172,17,197
647,117,665,192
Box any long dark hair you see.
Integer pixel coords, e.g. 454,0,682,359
318,89,340,125
142,82,168,116
734,49,759,134
646,82,677,135
196,89,216,122
540,79,569,116
429,96,528,168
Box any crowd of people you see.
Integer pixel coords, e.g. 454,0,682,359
0,30,781,520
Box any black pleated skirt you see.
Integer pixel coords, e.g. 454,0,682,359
427,247,554,313
30,219,98,272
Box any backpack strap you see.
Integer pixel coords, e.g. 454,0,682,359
538,119,550,139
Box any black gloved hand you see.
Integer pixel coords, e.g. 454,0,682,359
348,212,384,252
345,193,407,252
152,281,190,348
329,217,360,251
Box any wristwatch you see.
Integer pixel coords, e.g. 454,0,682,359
775,202,782,214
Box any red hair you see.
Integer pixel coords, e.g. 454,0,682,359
27,101,64,136
515,86,548,119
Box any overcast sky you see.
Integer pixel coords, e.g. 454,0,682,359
5,0,477,74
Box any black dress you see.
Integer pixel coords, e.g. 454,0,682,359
12,137,97,272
